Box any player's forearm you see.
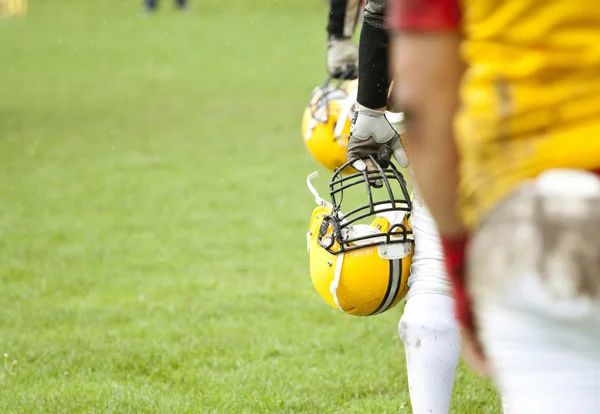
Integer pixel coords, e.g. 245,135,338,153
357,0,391,109
357,20,390,109
409,139,463,236
392,33,465,237
327,0,362,39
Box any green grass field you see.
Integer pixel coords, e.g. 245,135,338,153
0,1,501,412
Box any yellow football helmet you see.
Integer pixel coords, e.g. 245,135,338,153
301,77,359,171
306,157,414,316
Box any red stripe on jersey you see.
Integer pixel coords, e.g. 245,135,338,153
387,0,461,32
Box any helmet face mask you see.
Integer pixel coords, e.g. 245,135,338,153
323,156,412,257
306,157,414,316
308,83,347,125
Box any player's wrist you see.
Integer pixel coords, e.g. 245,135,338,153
356,104,387,116
328,36,353,49
439,233,468,277
357,20,390,109
439,233,473,330
328,34,351,42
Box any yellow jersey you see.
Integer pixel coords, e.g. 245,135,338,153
390,0,600,229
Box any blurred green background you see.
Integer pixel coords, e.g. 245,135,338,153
0,1,499,412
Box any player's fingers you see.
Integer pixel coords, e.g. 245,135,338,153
363,158,378,172
390,137,409,168
461,327,490,377
350,159,382,186
351,158,367,171
340,64,358,80
347,142,374,167
363,158,383,188
376,144,392,169
328,67,345,79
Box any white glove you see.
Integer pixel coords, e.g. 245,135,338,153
327,37,358,79
347,105,409,171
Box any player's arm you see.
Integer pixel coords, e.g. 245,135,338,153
327,0,362,78
357,0,390,110
388,0,464,237
327,0,361,39
388,0,489,375
346,0,409,173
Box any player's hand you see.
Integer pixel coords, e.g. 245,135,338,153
441,233,491,377
461,327,490,377
347,105,409,185
327,37,358,80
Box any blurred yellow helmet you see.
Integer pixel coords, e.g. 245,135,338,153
305,157,414,316
302,77,359,171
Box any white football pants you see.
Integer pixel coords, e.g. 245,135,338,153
399,176,461,414
469,169,600,413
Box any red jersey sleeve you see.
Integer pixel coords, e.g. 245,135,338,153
387,0,461,32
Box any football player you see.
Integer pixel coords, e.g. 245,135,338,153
144,0,186,12
322,1,462,413
389,0,600,412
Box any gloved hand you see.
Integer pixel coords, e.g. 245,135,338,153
327,37,358,80
347,105,409,183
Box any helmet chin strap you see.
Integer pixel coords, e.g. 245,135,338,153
330,252,345,312
307,170,346,311
306,172,333,209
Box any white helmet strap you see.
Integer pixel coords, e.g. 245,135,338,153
330,252,345,312
306,171,333,209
